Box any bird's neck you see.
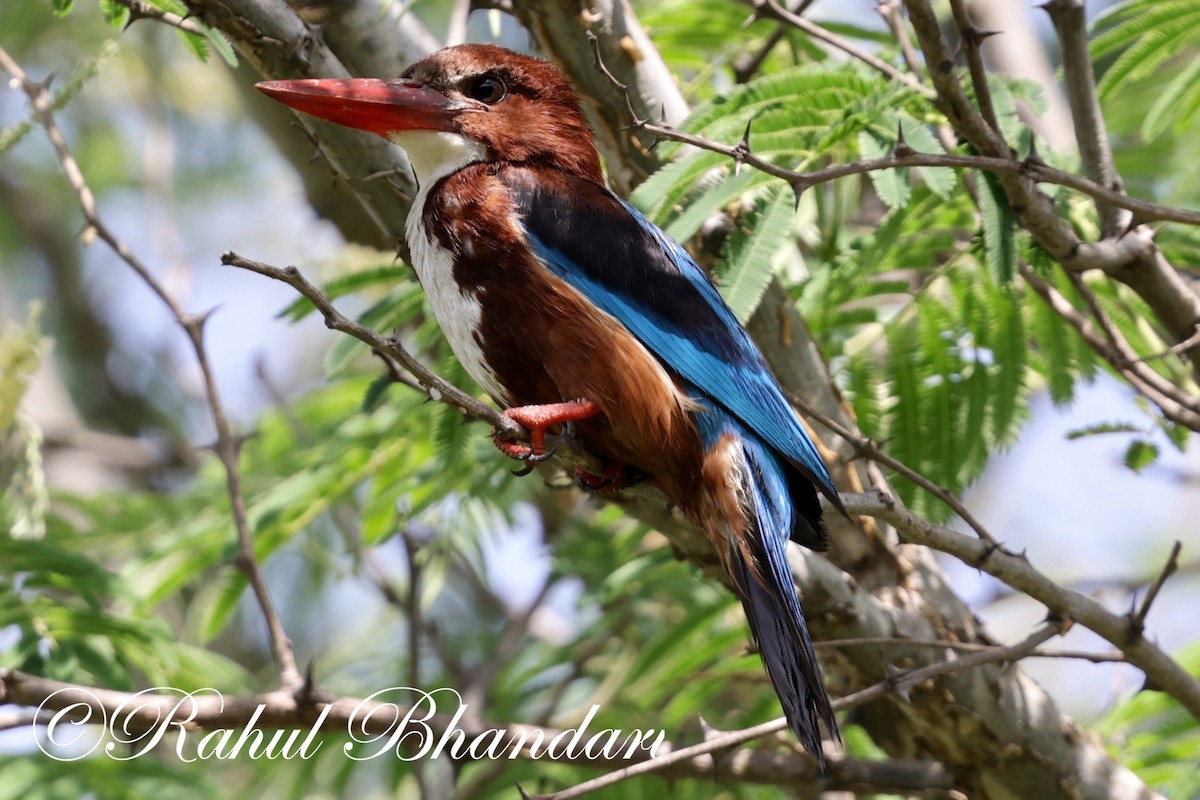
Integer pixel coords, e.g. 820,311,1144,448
390,130,488,190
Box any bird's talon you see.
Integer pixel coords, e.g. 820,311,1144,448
512,464,536,477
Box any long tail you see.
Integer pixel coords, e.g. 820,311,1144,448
701,415,838,766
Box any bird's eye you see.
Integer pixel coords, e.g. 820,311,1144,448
465,74,506,105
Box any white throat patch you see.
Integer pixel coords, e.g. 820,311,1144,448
389,130,487,189
396,130,508,404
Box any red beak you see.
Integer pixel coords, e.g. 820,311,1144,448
255,79,459,137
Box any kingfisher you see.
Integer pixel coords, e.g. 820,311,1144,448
258,44,842,764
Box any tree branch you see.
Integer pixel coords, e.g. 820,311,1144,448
740,0,930,96
530,624,1060,800
0,45,302,691
901,0,1200,374
1019,264,1200,430
843,490,1200,721
786,391,999,543
219,251,522,441
1041,0,1128,237
0,667,952,796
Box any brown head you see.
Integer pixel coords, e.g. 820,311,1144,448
256,44,604,187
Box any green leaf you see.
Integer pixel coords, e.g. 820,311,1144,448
718,185,795,322
976,171,1016,283
1141,56,1200,140
1094,3,1200,100
202,26,238,67
361,374,394,412
0,303,47,430
1159,418,1191,452
1123,439,1159,472
1066,422,1142,440
857,129,910,209
177,29,210,62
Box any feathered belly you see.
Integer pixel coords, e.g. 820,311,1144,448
407,216,511,405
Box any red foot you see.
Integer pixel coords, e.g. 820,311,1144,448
574,462,628,493
573,462,650,493
493,400,600,471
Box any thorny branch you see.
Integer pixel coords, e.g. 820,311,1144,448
219,251,521,441
898,0,1200,375
1130,540,1183,637
584,33,1200,227
111,0,208,36
526,624,1060,800
844,490,1200,721
7,621,1108,799
786,390,998,544
0,666,956,795
0,46,303,692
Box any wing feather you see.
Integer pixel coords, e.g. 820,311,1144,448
501,166,840,512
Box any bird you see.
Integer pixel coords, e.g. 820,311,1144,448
257,43,842,765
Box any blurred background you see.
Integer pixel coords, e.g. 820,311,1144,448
1,0,1197,796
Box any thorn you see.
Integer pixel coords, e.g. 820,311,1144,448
516,784,535,800
304,659,318,692
1024,136,1046,168
734,119,753,176
1138,674,1163,693
892,122,915,157
232,430,258,454
789,180,809,210
963,26,1000,46
182,306,221,336
884,663,913,702
1043,609,1065,630
698,715,725,741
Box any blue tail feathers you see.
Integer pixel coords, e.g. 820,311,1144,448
697,407,838,765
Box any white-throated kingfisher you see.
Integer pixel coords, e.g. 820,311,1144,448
258,44,842,764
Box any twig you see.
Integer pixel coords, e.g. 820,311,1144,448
530,623,1059,800
0,46,302,691
1,667,953,795
843,489,1200,721
819,637,1127,664
733,24,788,84
1139,325,1200,365
219,251,522,440
1041,0,1127,238
400,529,432,800
948,0,1001,136
1129,540,1183,637
0,710,44,732
585,34,1200,227
111,0,208,36
1019,265,1200,430
877,0,924,81
740,0,931,96
786,391,998,543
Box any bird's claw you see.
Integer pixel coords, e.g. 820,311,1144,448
491,400,600,476
492,432,556,474
573,462,647,494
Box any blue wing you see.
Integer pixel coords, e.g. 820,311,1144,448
500,167,840,522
